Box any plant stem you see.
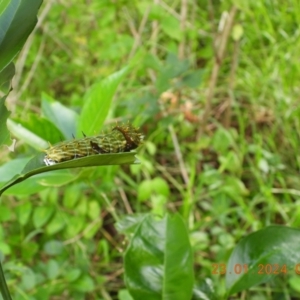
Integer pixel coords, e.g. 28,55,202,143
0,260,12,300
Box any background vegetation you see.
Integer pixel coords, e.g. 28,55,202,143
1,0,300,299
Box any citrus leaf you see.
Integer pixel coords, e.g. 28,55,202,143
0,95,11,146
124,213,194,300
41,94,79,139
0,151,139,196
226,226,300,295
78,67,129,136
0,62,14,94
7,118,48,150
0,0,42,72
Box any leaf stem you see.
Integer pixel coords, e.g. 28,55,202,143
0,259,12,300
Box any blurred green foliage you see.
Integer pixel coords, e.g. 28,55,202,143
1,0,300,299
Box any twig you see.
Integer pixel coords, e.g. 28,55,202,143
178,0,188,59
99,286,113,300
13,0,55,90
0,260,12,300
17,38,46,100
100,228,121,250
63,218,101,245
123,8,138,38
128,6,151,59
224,39,240,128
271,188,300,197
197,5,237,138
100,192,119,222
114,178,133,214
42,26,73,57
155,163,184,194
147,0,160,83
159,100,189,186
150,0,159,56
168,124,189,186
157,0,209,36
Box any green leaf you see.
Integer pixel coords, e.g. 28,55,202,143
83,221,101,239
76,198,88,216
124,213,194,300
33,206,55,228
36,170,77,187
42,94,79,139
155,54,190,93
181,69,204,88
71,275,95,292
0,151,139,196
87,200,101,220
0,167,76,196
20,268,36,291
0,157,31,183
0,242,10,255
43,240,64,256
161,16,182,41
289,276,300,293
218,151,241,174
16,201,32,226
137,179,152,201
78,67,129,136
21,241,38,261
212,127,235,154
151,194,167,216
46,211,67,235
46,259,60,280
118,289,134,300
151,177,170,197
232,24,244,41
63,185,81,208
7,118,48,150
0,62,14,94
1,174,58,196
192,278,217,300
0,0,42,72
138,177,170,201
64,215,85,237
0,95,11,146
115,214,147,235
226,226,300,295
64,269,82,283
165,53,190,77
0,159,69,194
142,53,162,71
14,114,64,145
0,205,10,222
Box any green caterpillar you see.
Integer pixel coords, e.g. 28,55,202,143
43,124,144,166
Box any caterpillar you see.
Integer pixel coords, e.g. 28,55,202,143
43,123,144,166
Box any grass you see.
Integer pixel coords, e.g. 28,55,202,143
1,0,300,299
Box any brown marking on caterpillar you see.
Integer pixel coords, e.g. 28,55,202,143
90,141,109,154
